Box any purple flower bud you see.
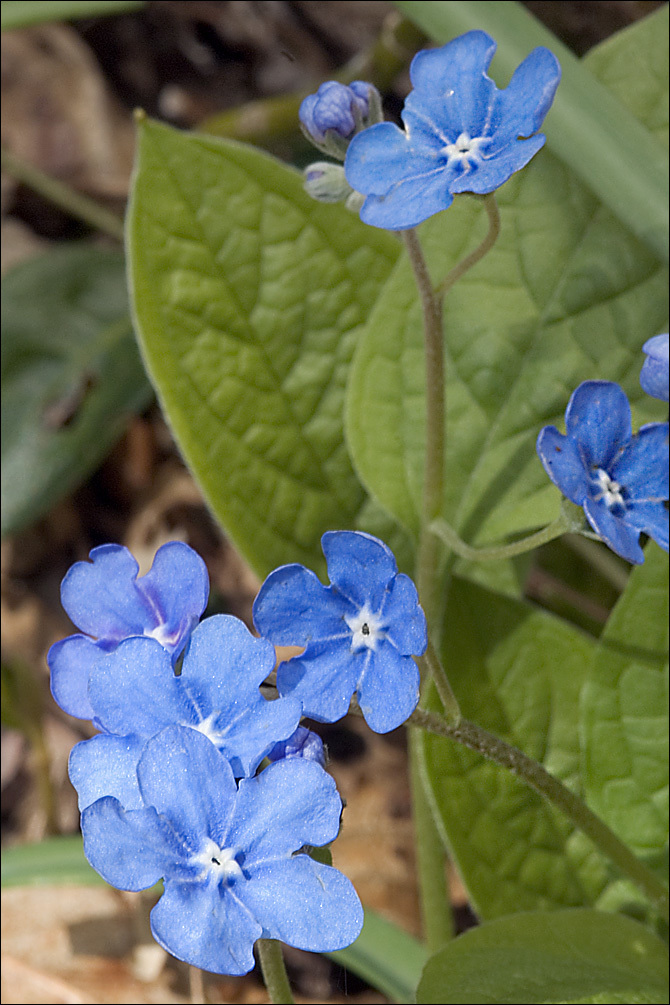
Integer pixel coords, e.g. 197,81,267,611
267,726,326,767
300,81,371,143
640,333,669,402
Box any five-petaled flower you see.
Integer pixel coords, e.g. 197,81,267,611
537,381,669,564
344,30,561,229
68,615,302,811
81,726,363,975
253,531,427,733
640,333,669,402
48,542,209,721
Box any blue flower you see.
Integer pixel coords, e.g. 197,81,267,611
537,381,669,564
640,333,669,402
82,725,363,975
300,81,381,155
69,615,302,810
253,531,426,733
344,30,560,230
48,542,209,720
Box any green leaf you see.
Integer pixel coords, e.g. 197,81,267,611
391,1,669,262
330,908,427,1005
1,245,152,537
1,0,145,29
581,545,669,863
416,909,669,1004
346,12,668,552
127,117,400,578
1,836,104,887
420,578,620,918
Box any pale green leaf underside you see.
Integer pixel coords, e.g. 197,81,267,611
420,579,622,918
581,546,669,859
346,11,668,546
416,909,668,1004
128,119,399,577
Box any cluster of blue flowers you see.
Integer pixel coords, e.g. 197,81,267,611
49,532,427,974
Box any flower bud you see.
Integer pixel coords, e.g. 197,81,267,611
267,726,326,767
300,80,382,159
303,162,354,204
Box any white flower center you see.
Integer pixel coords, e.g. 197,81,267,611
443,132,487,169
144,622,178,649
345,606,386,651
193,838,243,883
194,712,225,746
593,468,625,509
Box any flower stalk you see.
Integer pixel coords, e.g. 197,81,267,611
257,939,295,1005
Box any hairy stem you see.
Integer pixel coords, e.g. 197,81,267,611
410,708,670,921
431,513,571,563
256,939,294,1005
435,193,501,303
1,146,124,242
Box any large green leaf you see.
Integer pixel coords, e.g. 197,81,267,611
416,909,669,1004
346,9,668,550
391,2,668,263
581,545,669,863
1,245,152,537
127,118,400,578
419,578,621,918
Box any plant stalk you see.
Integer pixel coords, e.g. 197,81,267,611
256,938,294,1005
1,146,125,242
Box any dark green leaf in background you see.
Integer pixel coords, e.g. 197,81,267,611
416,909,669,1004
1,245,152,537
127,118,400,579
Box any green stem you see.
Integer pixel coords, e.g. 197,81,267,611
435,194,501,303
431,512,570,563
403,228,445,626
409,732,454,952
410,708,670,922
1,146,125,242
418,641,461,727
256,939,294,1005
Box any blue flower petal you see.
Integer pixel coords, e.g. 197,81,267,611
322,530,397,610
536,425,590,504
583,497,645,564
277,642,359,723
69,734,146,811
61,544,150,641
487,47,561,148
241,857,363,952
138,541,209,657
611,423,669,502
230,759,342,860
356,645,420,733
565,381,632,469
137,726,238,849
625,501,669,551
449,134,545,195
253,564,350,645
150,878,261,976
81,796,173,891
381,574,427,655
408,31,497,139
345,121,442,195
358,167,456,230
48,634,103,719
641,355,670,401
88,637,188,736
